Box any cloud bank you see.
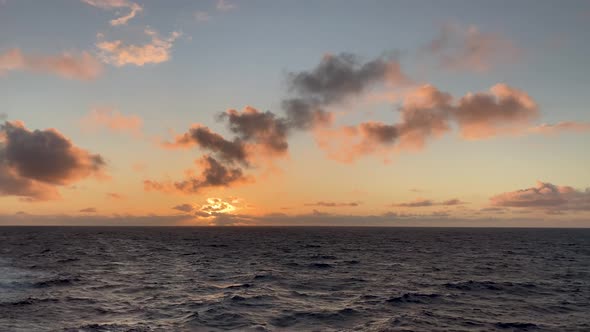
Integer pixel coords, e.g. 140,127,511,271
490,181,590,213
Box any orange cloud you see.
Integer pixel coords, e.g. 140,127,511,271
454,84,538,139
490,181,590,213
96,29,181,66
0,48,103,80
81,107,143,136
315,83,539,162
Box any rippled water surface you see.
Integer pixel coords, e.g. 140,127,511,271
1,227,589,331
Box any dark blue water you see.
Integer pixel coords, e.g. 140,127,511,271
1,227,589,331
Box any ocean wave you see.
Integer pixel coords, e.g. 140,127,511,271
386,292,442,304
270,308,359,328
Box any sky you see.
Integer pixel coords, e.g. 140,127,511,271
0,0,589,226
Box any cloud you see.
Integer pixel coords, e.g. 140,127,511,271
106,192,125,200
316,83,539,162
0,121,107,201
424,23,522,72
0,164,60,201
164,125,248,164
287,53,408,104
304,201,361,207
391,198,466,208
153,52,413,188
81,0,142,26
453,84,538,139
81,107,142,136
528,121,590,135
80,207,97,213
392,199,435,208
172,203,194,212
96,28,181,66
283,53,408,130
490,181,590,213
479,207,507,213
442,198,466,206
144,155,250,194
219,106,289,156
216,0,236,11
0,48,103,80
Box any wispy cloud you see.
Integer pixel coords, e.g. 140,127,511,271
0,48,103,80
528,121,590,135
391,198,466,208
81,0,142,26
424,22,522,72
216,0,236,11
81,107,143,137
96,28,181,66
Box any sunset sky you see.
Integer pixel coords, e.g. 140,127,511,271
1,0,589,226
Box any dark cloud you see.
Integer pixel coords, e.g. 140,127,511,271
287,53,407,104
392,199,435,208
281,98,332,130
282,53,407,130
172,204,194,212
441,199,466,206
0,121,106,201
166,125,248,164
145,155,248,194
219,106,289,155
490,181,590,213
392,198,466,208
304,201,361,207
479,207,507,214
1,121,106,184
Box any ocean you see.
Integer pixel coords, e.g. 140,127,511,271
0,227,588,331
